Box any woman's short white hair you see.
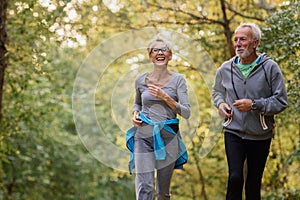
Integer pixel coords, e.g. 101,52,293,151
235,23,262,41
147,34,173,55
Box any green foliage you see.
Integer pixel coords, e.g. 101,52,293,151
1,0,135,199
259,1,300,199
261,0,300,118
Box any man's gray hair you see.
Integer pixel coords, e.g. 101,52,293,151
235,23,262,41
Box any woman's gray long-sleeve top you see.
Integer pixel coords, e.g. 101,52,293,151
133,72,190,122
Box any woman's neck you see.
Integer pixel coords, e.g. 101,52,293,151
146,67,172,87
150,67,170,79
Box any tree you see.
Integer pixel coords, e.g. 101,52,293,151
103,0,276,64
1,0,134,199
0,0,8,121
259,1,300,198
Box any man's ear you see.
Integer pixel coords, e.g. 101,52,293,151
253,39,259,49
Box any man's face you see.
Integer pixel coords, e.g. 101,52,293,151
234,27,258,58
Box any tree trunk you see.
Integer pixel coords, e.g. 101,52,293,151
0,0,8,122
220,0,235,57
192,139,208,200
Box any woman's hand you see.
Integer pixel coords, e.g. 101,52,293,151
132,110,142,127
148,84,177,110
147,84,166,99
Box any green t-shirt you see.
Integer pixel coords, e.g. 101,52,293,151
236,55,261,78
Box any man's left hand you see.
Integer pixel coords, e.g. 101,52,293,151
233,99,252,112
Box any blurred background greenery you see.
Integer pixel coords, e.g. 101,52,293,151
0,0,299,199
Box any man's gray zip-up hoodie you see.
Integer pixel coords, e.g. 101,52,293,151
212,53,288,140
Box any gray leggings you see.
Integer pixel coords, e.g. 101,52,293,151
134,123,179,200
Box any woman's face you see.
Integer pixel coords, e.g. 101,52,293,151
149,41,172,66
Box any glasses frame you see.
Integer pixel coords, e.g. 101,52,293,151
150,47,170,54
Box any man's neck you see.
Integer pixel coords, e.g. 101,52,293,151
239,53,258,64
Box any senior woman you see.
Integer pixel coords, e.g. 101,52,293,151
126,35,190,200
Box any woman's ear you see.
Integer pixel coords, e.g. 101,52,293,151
169,52,173,60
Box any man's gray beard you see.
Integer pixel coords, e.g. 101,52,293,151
236,48,253,58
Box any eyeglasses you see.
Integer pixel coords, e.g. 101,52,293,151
151,47,169,54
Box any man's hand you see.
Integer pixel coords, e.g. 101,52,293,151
218,103,233,119
233,99,252,112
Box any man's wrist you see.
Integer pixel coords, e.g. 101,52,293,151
218,102,226,109
251,99,257,110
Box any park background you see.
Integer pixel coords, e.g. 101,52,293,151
0,0,299,199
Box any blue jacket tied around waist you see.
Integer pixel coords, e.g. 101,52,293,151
126,112,188,174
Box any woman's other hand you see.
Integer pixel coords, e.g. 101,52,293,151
132,110,142,127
